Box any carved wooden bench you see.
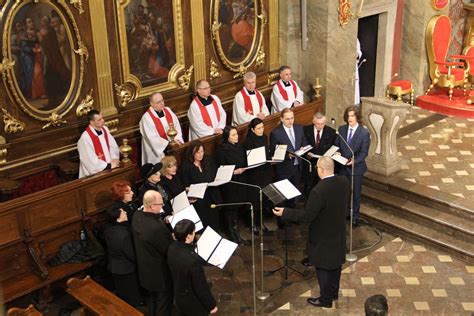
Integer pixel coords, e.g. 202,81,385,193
66,276,143,316
6,304,42,316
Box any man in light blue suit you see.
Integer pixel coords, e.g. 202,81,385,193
335,106,370,227
270,108,308,207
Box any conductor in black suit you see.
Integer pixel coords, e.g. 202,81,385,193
273,156,350,309
168,219,218,316
132,190,173,316
270,108,307,207
303,112,336,195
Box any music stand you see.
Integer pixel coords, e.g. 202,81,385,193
262,181,304,285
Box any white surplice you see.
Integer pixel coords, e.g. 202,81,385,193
187,94,226,140
270,79,304,113
232,89,270,125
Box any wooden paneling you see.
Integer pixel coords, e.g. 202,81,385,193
0,212,21,245
0,244,28,282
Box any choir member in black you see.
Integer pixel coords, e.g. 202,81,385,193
243,118,273,232
167,219,218,316
159,155,186,199
103,207,141,307
132,190,173,316
138,162,171,215
215,126,248,244
110,180,137,224
181,140,222,230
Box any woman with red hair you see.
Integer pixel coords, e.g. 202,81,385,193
110,180,136,224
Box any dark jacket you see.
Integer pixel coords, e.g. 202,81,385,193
104,222,136,274
242,129,273,189
282,175,350,269
138,180,171,215
132,210,173,291
335,124,370,175
167,241,216,316
215,141,247,203
160,173,186,199
303,124,337,180
110,200,137,225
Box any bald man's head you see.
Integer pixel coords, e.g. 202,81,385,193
317,156,334,178
143,190,163,213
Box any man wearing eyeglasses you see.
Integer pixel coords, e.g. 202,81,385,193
188,79,226,140
132,190,173,315
140,92,183,164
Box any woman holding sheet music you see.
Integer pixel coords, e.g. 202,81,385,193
216,126,248,244
243,118,272,232
181,140,222,231
159,155,186,199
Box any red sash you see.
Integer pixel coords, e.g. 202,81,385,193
195,96,220,127
276,80,297,101
241,88,263,115
86,126,110,161
147,107,173,140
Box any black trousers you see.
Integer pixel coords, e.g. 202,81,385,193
147,290,173,316
315,266,342,305
340,169,363,221
113,272,141,307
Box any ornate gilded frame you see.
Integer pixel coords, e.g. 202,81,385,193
210,0,266,75
1,0,86,123
115,0,186,101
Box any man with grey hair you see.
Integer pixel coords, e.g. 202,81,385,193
271,65,304,113
232,71,269,125
188,79,226,140
139,92,183,164
273,156,350,310
132,190,173,315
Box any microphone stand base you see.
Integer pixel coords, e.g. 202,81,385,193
256,291,270,300
346,253,357,262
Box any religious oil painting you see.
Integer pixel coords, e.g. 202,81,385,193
216,0,257,63
10,3,73,112
124,0,176,87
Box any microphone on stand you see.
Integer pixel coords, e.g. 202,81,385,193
210,201,258,315
357,58,367,70
286,150,312,173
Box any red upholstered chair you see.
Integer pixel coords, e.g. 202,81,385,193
387,79,414,105
425,15,469,100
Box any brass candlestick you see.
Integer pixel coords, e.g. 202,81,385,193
314,77,322,98
120,138,132,163
167,122,178,144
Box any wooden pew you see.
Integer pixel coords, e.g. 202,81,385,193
0,164,136,305
169,99,323,162
7,304,42,316
66,276,143,316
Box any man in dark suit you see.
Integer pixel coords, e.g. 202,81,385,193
335,106,370,227
132,190,173,316
273,156,350,309
168,219,218,316
303,112,336,195
270,108,308,207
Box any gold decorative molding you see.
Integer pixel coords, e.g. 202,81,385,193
178,65,194,91
116,0,186,101
267,72,279,85
0,136,7,165
1,108,25,134
69,0,84,14
42,112,67,130
76,89,94,117
209,59,221,80
255,45,266,67
114,83,136,108
2,1,85,122
338,0,353,27
190,0,207,84
105,118,119,133
73,40,89,63
268,0,279,70
233,65,248,79
210,0,266,75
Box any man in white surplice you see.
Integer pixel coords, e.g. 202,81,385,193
77,109,120,178
232,71,270,125
188,79,226,140
139,92,183,165
270,65,304,113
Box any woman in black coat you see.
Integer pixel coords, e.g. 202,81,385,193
110,180,137,225
243,118,273,231
138,162,172,215
180,140,222,231
159,155,186,199
215,126,248,244
103,207,141,307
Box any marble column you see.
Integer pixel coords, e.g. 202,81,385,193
361,97,410,176
399,2,448,95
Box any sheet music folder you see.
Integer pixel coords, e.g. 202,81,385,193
262,179,301,205
195,226,238,269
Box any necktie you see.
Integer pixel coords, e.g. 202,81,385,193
316,130,321,148
289,128,296,148
348,128,353,144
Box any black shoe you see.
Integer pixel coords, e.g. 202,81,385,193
301,257,312,267
307,297,332,308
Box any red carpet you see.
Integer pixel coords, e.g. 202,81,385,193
416,89,474,118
